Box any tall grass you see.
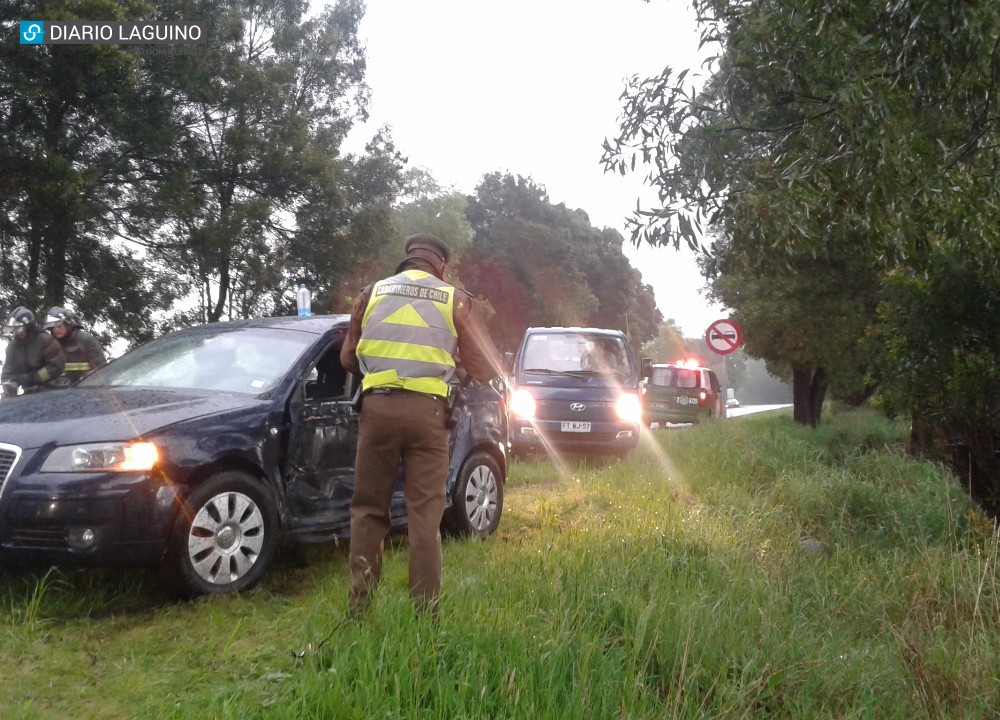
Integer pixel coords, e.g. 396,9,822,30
2,408,998,719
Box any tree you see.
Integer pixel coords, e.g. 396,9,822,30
703,245,880,426
149,0,404,324
640,319,688,364
1,0,184,345
378,168,474,280
1,0,405,345
876,246,1000,514
463,172,661,353
604,0,1000,434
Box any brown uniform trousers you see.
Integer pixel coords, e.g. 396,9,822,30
348,391,449,613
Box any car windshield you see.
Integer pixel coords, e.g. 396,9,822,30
79,326,316,395
522,333,628,376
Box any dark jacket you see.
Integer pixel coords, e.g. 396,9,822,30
2,328,66,392
56,327,108,382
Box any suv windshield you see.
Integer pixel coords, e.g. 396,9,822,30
522,332,629,376
79,327,316,394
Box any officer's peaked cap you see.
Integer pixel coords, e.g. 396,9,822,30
404,234,451,264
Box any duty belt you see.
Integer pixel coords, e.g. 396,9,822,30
365,387,446,404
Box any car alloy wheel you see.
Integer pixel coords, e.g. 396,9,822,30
162,470,278,598
443,452,503,538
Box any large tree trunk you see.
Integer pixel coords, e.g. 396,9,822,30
911,412,1000,520
809,367,829,426
792,365,828,427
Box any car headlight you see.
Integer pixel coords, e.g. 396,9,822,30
41,441,159,473
615,394,642,423
510,389,536,419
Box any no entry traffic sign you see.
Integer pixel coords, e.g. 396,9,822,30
705,318,742,355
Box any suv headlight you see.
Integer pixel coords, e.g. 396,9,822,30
41,441,159,473
615,394,642,423
510,389,536,419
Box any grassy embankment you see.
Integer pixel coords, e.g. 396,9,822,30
2,407,999,719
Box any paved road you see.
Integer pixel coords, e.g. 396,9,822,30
651,404,791,429
726,404,792,419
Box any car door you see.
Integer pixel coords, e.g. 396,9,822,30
282,342,361,536
706,369,726,419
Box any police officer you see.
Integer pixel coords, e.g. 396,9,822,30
340,234,500,615
44,306,108,384
1,307,66,397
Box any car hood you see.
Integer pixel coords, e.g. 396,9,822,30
517,372,636,390
0,387,266,449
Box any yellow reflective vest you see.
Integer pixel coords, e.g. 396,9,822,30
356,269,458,398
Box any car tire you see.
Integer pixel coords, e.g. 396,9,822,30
442,452,503,538
160,470,278,598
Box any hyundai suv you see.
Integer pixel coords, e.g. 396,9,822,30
505,327,645,458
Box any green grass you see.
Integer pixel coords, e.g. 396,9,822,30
2,407,999,718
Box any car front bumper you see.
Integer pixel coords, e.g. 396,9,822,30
0,448,181,567
510,418,639,456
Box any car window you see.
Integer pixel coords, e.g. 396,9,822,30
80,327,317,395
650,366,706,389
304,343,352,401
675,369,698,389
522,333,629,375
650,366,672,386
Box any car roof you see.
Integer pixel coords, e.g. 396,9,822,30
169,314,350,336
651,362,714,371
525,326,626,338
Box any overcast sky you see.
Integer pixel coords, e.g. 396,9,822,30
343,0,727,338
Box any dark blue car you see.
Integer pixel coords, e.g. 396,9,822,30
0,315,507,597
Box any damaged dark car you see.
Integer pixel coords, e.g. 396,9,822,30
0,315,508,597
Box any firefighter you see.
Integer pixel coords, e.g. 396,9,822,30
339,233,501,615
44,306,108,384
1,307,66,397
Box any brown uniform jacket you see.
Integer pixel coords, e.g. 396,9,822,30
340,265,500,386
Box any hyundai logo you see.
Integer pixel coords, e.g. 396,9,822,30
570,403,586,412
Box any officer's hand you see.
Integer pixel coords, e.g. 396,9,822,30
17,373,36,388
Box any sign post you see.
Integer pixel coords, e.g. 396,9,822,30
705,318,742,355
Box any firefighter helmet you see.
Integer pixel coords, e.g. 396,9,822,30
2,307,35,337
44,306,75,330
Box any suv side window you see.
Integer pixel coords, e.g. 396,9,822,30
706,370,721,393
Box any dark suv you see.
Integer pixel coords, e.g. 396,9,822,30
505,327,644,458
642,361,726,426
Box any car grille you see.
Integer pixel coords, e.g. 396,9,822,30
0,443,22,499
8,527,66,550
537,400,615,422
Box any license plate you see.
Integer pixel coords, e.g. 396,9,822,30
675,396,695,405
561,421,591,432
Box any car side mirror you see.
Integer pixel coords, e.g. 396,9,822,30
641,358,652,380
503,351,514,374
